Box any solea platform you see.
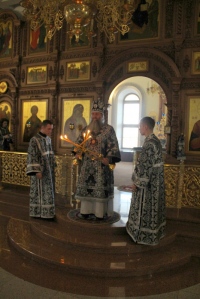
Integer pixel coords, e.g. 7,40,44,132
0,186,200,297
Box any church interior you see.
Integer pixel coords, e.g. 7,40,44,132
0,0,200,298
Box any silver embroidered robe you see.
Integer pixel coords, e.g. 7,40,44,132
126,133,166,245
75,124,121,218
26,133,56,218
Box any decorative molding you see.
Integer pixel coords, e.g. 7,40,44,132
60,21,67,52
183,40,200,48
92,62,98,77
0,60,18,68
96,86,104,96
153,65,170,87
21,69,25,83
60,86,96,94
99,49,179,87
183,166,200,207
175,0,183,36
49,66,54,81
0,72,18,87
61,49,100,61
107,67,123,89
19,89,54,96
185,0,194,39
165,0,174,38
22,22,28,57
59,65,64,80
49,33,54,54
0,11,20,25
183,55,190,73
0,81,8,94
156,44,176,61
164,165,179,207
181,80,200,89
22,56,57,64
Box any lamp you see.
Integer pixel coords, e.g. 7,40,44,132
20,0,136,43
64,1,97,44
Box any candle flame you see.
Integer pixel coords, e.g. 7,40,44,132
59,132,114,170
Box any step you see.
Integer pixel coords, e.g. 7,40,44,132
30,207,176,254
1,214,200,297
7,217,194,278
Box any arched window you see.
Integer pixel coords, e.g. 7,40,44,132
122,93,140,149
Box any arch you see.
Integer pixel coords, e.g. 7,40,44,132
0,71,18,150
108,76,167,151
0,9,21,25
97,47,181,102
0,71,18,90
97,47,182,157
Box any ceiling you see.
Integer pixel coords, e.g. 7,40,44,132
0,0,24,17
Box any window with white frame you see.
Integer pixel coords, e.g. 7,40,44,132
122,93,140,149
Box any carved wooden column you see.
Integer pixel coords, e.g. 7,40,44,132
50,88,58,153
165,103,172,155
0,153,3,190
170,80,181,157
96,83,107,122
177,160,185,209
10,90,18,151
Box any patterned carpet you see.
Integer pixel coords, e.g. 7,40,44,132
67,209,120,225
117,185,133,192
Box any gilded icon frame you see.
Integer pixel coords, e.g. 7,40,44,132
196,1,200,35
61,98,92,147
29,25,47,54
120,0,161,42
0,101,12,130
22,99,48,143
0,20,13,59
66,61,90,81
128,61,149,73
191,52,200,75
27,65,47,84
186,96,200,153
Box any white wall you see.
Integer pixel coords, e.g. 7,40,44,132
108,76,166,150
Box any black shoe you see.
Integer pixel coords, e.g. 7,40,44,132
95,216,104,220
42,217,55,221
81,213,90,219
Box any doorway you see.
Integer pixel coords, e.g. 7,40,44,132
108,76,167,162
